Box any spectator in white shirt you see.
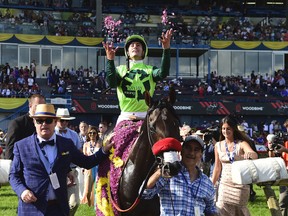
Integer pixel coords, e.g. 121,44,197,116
269,120,276,134
207,84,213,95
27,75,34,89
5,88,11,97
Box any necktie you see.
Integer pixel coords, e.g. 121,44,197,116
40,140,55,148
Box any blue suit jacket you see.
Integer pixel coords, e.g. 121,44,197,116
9,133,108,216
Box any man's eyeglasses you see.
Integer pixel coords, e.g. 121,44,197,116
60,119,68,123
35,118,54,125
89,131,97,135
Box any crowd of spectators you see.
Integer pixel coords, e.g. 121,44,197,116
180,116,285,158
0,7,98,37
0,0,85,8
113,14,288,46
0,1,286,44
45,64,107,97
0,1,287,99
153,68,288,101
0,62,42,98
1,59,288,103
34,61,288,103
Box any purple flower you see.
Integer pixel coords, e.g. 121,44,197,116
96,120,144,216
103,16,123,43
161,9,168,25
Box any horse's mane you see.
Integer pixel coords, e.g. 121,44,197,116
147,95,180,124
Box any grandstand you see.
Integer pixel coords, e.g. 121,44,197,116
0,0,287,128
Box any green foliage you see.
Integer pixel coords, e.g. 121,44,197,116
0,184,280,216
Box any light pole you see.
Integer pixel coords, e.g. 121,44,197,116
96,0,102,36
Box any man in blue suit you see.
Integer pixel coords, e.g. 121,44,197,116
9,104,113,216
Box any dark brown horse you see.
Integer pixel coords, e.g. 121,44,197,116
116,90,181,216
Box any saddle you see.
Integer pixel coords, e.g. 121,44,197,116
129,114,145,121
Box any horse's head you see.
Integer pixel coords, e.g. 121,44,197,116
144,88,181,144
144,89,182,178
115,89,182,215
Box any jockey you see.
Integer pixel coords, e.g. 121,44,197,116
103,29,173,125
97,30,173,216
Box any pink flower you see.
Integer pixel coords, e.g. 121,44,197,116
103,16,123,42
161,9,168,25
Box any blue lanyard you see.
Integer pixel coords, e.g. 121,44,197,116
225,141,236,163
181,169,201,199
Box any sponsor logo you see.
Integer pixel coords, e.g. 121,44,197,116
242,106,264,111
97,104,119,109
173,106,192,110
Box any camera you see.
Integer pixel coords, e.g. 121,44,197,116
203,133,213,144
156,152,182,178
201,126,220,145
271,132,288,150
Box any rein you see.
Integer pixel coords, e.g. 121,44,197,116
111,160,158,213
110,101,179,214
147,103,179,216
110,110,159,213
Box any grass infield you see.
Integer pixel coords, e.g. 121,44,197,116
0,183,280,216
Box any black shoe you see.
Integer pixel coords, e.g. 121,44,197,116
249,191,256,202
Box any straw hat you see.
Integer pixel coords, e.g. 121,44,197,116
56,108,75,120
31,104,59,119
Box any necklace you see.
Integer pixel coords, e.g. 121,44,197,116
225,141,236,163
90,141,96,154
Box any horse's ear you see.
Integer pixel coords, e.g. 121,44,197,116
144,90,153,107
168,87,176,104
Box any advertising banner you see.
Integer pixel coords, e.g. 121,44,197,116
71,99,287,116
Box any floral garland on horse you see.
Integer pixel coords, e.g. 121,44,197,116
96,120,143,216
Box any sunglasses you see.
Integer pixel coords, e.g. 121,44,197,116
35,118,54,125
89,131,97,135
60,119,68,123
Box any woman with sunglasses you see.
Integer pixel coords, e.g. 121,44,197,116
80,126,102,206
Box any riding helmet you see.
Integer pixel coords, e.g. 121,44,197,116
124,35,148,59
